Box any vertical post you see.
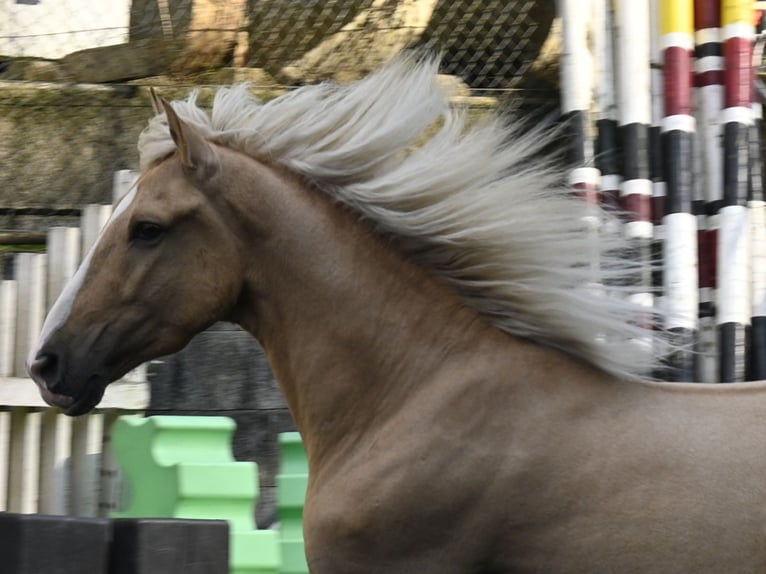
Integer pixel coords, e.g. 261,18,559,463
7,408,41,514
719,0,753,381
13,253,47,377
80,204,112,256
38,411,72,515
71,414,104,517
558,0,602,318
594,0,621,213
558,0,600,198
615,0,655,357
694,0,724,382
661,0,699,381
0,280,17,377
98,411,124,518
650,0,668,366
113,169,138,205
748,36,766,379
46,227,81,312
0,411,10,511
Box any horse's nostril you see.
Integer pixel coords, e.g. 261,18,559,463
29,353,61,392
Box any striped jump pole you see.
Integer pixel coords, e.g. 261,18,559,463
661,0,699,381
748,35,766,380
594,0,621,214
650,0,668,356
718,0,753,382
558,0,602,293
558,0,600,204
694,0,724,382
614,0,655,359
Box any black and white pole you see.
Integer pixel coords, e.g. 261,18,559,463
748,35,766,380
661,0,699,381
718,0,753,382
615,0,655,361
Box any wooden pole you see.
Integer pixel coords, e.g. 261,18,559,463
615,0,655,360
650,0,668,368
748,35,766,379
661,0,699,381
718,0,753,382
694,0,724,381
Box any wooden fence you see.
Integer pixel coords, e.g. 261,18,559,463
0,170,149,517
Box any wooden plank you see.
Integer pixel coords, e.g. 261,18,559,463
0,280,17,377
38,410,72,515
0,378,149,410
45,227,80,311
8,408,41,513
13,253,47,377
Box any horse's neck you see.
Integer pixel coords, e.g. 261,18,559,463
226,157,515,461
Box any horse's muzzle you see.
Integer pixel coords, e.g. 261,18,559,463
27,352,104,416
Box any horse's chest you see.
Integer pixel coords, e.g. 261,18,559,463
302,446,502,574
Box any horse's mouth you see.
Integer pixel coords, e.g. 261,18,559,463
36,377,107,417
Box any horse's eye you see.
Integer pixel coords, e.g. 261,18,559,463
130,222,164,244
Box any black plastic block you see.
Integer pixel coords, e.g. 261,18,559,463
0,512,110,574
108,518,229,574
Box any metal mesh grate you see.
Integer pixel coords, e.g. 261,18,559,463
0,0,556,230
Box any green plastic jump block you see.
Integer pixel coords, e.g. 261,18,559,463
232,530,281,574
111,416,281,574
277,432,309,574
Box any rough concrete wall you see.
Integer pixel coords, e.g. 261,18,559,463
0,83,147,209
0,83,229,214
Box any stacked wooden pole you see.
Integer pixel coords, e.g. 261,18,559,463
661,0,699,380
694,0,724,382
650,0,667,352
559,0,764,382
558,0,600,204
719,0,753,382
615,0,655,336
749,35,766,379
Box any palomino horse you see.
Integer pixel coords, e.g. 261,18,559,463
28,57,766,573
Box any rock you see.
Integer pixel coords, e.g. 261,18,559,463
61,39,181,84
129,0,248,75
276,0,440,84
0,59,66,82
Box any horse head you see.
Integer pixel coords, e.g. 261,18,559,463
28,100,243,415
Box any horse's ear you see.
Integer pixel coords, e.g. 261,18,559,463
160,97,218,181
149,87,163,115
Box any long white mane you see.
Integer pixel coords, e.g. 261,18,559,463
139,56,672,379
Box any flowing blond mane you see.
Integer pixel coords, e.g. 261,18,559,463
139,56,671,379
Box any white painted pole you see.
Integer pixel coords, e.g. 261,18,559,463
98,411,123,517
80,204,113,256
7,408,41,513
71,413,104,517
13,253,47,377
38,410,72,515
113,169,138,205
0,280,17,377
46,227,81,312
0,411,10,511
